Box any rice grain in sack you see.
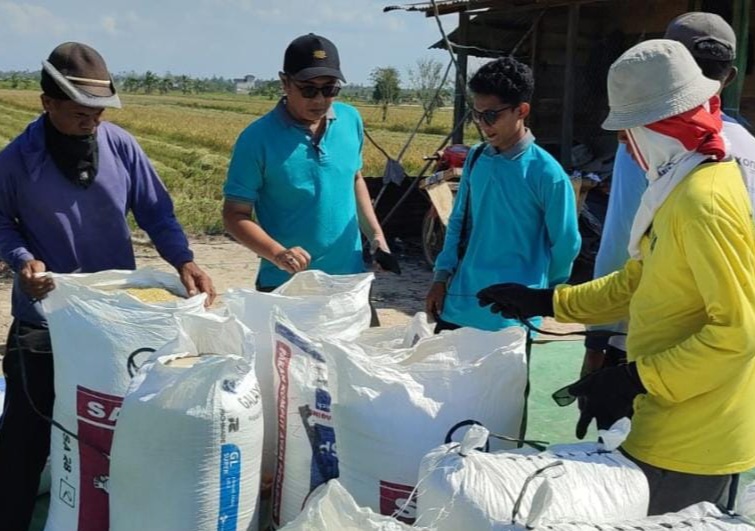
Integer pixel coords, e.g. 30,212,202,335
224,271,373,481
40,268,206,531
415,425,649,529
324,326,529,524
110,312,263,531
279,480,427,531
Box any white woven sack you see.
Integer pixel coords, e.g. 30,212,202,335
324,326,529,524
224,270,373,483
109,312,263,531
40,268,206,531
521,502,755,530
415,425,649,529
279,480,427,531
356,312,434,349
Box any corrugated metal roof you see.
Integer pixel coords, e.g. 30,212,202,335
383,0,494,15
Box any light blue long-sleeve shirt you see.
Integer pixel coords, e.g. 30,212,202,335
434,134,581,331
584,144,646,350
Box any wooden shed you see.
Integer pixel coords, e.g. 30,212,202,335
384,0,753,165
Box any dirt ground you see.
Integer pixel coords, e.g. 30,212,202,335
0,236,583,347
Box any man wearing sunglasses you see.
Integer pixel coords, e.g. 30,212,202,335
223,34,389,316
425,56,580,332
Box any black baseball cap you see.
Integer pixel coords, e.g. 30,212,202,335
283,33,346,82
41,42,121,108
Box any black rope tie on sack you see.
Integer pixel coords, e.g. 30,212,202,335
15,299,111,460
127,347,157,378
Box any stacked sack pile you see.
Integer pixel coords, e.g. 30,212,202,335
29,267,755,530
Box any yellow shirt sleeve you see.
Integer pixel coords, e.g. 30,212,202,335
553,259,643,325
636,215,755,403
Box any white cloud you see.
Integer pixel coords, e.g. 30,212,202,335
101,15,118,35
0,1,67,35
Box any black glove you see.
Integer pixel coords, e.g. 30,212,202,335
555,362,646,439
476,283,554,319
374,248,401,275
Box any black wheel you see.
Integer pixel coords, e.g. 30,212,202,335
422,207,446,269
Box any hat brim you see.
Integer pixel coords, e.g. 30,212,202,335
292,66,346,83
602,75,719,130
42,60,121,109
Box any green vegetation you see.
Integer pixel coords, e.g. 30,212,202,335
0,89,480,235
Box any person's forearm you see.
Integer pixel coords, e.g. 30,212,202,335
224,215,285,262
354,173,385,245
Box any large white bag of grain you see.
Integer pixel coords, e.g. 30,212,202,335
415,425,649,529
324,325,529,524
110,312,263,531
356,312,434,349
40,268,206,531
279,480,427,531
224,271,373,482
513,501,755,530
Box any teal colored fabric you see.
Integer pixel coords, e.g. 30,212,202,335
435,140,581,331
224,100,365,288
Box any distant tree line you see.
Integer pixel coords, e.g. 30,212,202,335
0,58,453,119
118,72,236,94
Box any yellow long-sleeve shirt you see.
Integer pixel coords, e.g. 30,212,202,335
554,160,755,475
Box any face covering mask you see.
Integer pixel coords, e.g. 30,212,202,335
44,113,99,188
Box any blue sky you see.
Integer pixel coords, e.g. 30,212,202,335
0,0,459,85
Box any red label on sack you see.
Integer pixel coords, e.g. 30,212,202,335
379,480,416,524
272,340,292,527
76,385,123,531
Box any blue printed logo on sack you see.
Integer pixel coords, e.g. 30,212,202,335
218,444,241,531
315,388,331,412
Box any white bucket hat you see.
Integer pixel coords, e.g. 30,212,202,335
602,39,720,131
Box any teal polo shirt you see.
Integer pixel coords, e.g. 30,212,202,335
224,99,365,288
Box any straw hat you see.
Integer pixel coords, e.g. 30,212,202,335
602,39,719,131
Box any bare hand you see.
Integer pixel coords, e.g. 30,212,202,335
19,260,54,300
425,281,447,322
178,261,216,306
273,247,311,274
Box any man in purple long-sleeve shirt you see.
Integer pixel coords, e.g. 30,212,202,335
0,42,215,530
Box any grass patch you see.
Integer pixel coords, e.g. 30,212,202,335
0,89,480,234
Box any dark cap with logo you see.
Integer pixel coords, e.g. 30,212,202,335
41,42,121,108
283,33,346,82
665,12,736,61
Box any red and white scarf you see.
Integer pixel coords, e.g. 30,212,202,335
627,96,727,259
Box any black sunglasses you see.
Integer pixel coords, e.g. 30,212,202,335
292,81,341,99
552,384,578,407
471,105,516,126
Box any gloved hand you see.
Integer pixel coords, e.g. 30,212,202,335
477,283,555,319
559,362,646,439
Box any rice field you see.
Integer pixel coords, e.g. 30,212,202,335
0,89,480,234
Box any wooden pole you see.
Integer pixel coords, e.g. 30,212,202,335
722,0,751,118
452,12,469,145
560,4,580,166
529,12,541,132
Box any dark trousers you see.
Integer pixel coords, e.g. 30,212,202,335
622,450,737,515
0,320,54,531
433,316,462,334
